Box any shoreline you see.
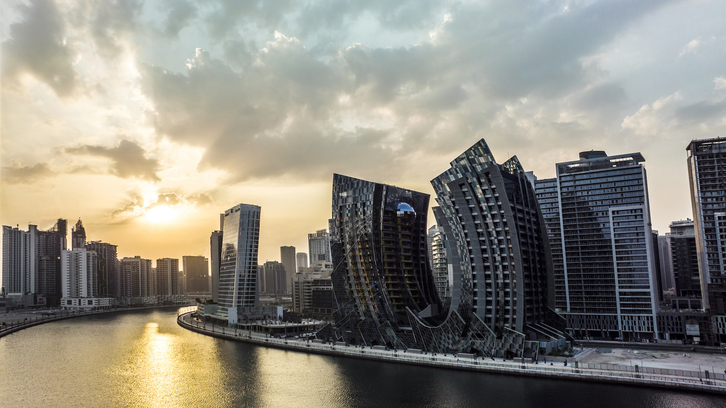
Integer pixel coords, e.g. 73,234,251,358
177,311,726,396
0,304,188,339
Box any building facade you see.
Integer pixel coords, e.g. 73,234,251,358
210,230,223,302
37,219,67,304
2,225,38,295
183,255,209,293
280,246,296,293
71,219,86,249
61,248,97,298
427,226,449,301
308,230,331,263
687,137,726,314
119,256,153,297
262,261,286,295
534,150,660,340
85,241,118,297
156,258,179,296
296,252,308,273
667,220,701,299
219,203,261,324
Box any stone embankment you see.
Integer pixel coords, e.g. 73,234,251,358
177,312,726,395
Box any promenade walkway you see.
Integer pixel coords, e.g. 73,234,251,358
177,310,726,395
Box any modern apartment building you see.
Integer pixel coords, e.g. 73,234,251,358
2,224,38,295
534,150,660,340
156,258,179,296
687,137,726,314
219,203,261,324
280,246,296,292
296,252,308,273
183,255,209,293
119,256,153,297
61,248,97,298
85,241,118,297
308,230,331,263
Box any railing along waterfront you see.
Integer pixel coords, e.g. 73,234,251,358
177,312,726,395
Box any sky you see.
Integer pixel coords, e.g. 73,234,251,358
1,0,725,267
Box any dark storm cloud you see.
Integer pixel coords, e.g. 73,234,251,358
1,162,56,184
64,139,161,182
1,0,78,97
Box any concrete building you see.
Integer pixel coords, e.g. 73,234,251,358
280,246,296,293
71,219,86,249
296,252,308,273
308,230,331,263
37,219,67,304
120,256,153,297
427,225,449,301
156,258,179,296
534,150,660,340
61,248,97,298
183,255,209,293
2,224,38,296
292,272,332,314
687,137,726,314
219,203,261,324
667,220,701,299
657,234,675,292
210,229,223,302
85,241,118,297
262,261,286,295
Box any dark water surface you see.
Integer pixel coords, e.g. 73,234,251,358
1,308,725,407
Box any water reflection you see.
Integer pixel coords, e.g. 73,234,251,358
1,310,725,408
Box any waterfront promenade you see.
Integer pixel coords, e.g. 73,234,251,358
0,304,189,339
177,310,726,395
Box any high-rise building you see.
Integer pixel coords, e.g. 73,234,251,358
280,246,296,293
296,252,308,273
210,230,223,302
427,225,449,301
292,272,332,313
327,173,441,348
37,219,67,303
219,203,261,324
71,219,86,249
61,248,97,298
667,220,701,299
183,256,209,293
2,224,38,295
308,230,331,263
432,139,553,336
263,261,287,295
119,256,153,297
156,258,179,296
534,150,659,340
85,241,118,297
687,137,726,314
657,234,675,292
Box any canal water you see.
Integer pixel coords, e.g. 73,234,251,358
0,308,724,407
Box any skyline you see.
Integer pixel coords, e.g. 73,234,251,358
2,0,726,264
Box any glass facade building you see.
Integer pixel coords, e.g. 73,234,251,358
687,137,726,314
219,203,261,324
534,151,660,340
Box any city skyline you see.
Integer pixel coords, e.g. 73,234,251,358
2,0,726,265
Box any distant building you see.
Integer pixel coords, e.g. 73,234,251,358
183,255,209,293
292,272,332,314
219,203,261,324
687,137,726,314
427,226,449,301
61,248,97,298
71,219,86,249
280,246,296,293
308,230,331,263
296,252,308,273
210,229,223,302
262,261,286,295
667,220,701,300
85,241,118,297
534,150,660,340
156,258,179,296
2,224,38,295
657,235,675,292
120,256,152,297
37,219,67,304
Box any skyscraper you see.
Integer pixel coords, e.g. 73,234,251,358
37,219,67,304
156,258,179,296
280,245,296,293
534,150,659,340
667,220,701,299
308,230,331,263
85,241,118,297
61,248,97,298
119,256,152,297
183,255,209,293
327,173,441,347
427,226,449,301
296,252,308,273
2,224,38,295
219,203,261,324
71,219,86,249
210,229,223,302
432,139,553,336
687,137,726,314
262,260,286,295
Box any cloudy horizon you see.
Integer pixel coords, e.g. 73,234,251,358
2,0,725,265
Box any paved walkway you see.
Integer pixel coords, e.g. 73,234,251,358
177,311,726,395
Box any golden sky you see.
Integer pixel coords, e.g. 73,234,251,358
2,0,726,266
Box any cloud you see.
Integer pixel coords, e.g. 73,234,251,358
110,191,214,222
1,0,79,97
89,0,144,58
621,92,682,136
162,0,197,38
715,77,726,91
1,162,56,184
63,139,161,182
678,37,700,58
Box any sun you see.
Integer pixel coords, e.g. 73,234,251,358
143,205,177,224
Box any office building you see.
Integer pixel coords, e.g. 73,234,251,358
2,224,38,295
71,219,86,249
308,230,331,263
210,229,223,302
687,137,726,314
61,248,97,298
120,256,153,297
292,272,332,314
657,234,675,292
262,261,286,295
37,219,67,304
183,255,209,293
219,203,261,324
296,252,308,273
667,220,701,299
534,150,659,340
85,241,118,297
280,246,296,293
156,258,179,296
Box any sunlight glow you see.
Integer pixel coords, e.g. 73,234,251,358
143,205,177,224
